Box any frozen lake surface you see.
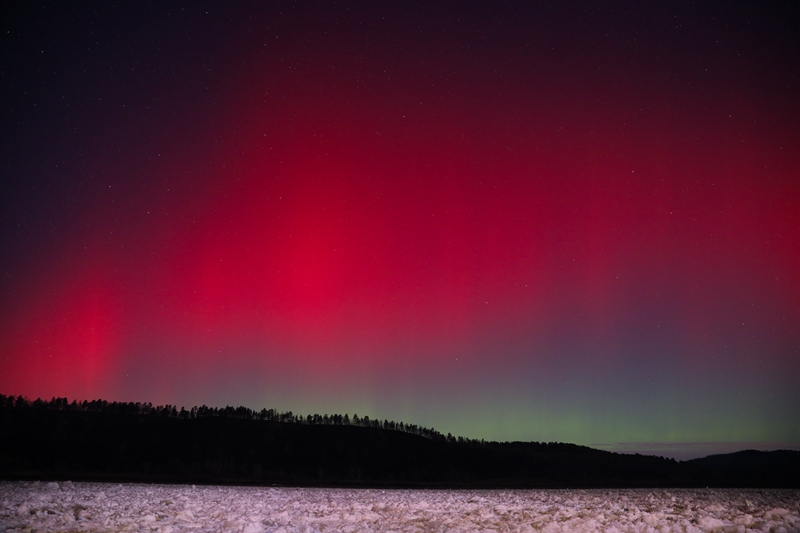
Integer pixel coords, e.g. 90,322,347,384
1,481,798,533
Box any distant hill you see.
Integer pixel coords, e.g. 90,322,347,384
687,449,800,488
1,396,797,488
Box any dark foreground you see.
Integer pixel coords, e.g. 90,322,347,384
1,402,798,488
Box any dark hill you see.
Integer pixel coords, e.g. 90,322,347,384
687,450,800,487
1,399,797,488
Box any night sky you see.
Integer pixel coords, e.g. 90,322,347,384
2,1,799,460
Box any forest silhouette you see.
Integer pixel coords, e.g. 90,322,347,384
2,395,797,488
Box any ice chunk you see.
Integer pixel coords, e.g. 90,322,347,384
766,508,789,519
243,522,265,533
697,516,726,530
176,509,195,521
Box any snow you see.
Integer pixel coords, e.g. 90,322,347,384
1,481,798,533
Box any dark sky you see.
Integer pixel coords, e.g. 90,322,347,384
2,1,799,460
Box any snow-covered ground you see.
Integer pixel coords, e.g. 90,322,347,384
1,481,798,533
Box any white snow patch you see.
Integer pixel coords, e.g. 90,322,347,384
0,482,798,533
697,515,726,530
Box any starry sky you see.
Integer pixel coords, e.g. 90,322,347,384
2,1,799,460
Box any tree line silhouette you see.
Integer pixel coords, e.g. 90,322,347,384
2,394,798,488
0,394,482,445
